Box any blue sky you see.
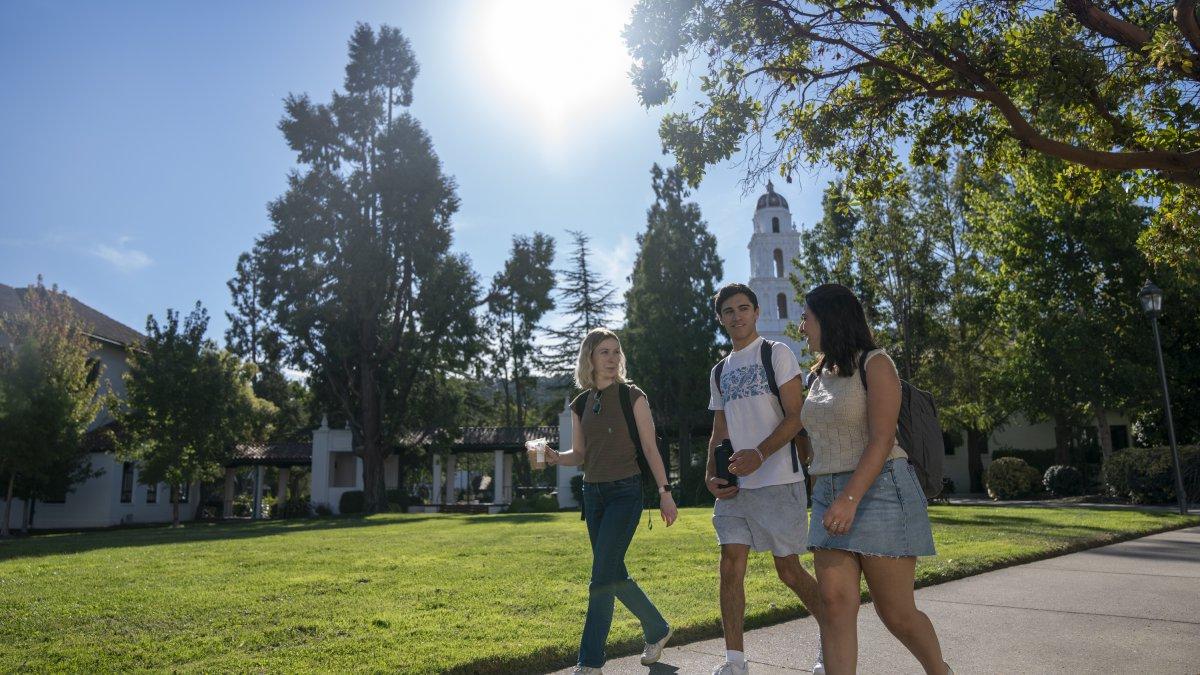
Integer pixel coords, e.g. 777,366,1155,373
0,1,835,343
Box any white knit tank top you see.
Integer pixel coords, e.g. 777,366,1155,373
801,349,907,476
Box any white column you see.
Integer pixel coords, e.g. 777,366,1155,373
502,453,514,504
432,454,443,505
444,454,457,504
251,465,264,520
493,449,504,504
557,398,581,508
222,467,236,519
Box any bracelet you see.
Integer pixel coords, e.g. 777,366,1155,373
752,448,764,463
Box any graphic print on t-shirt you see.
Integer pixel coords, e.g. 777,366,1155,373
719,364,772,404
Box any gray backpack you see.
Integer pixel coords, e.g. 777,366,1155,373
858,352,944,498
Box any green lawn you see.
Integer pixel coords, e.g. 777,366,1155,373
1,505,1195,673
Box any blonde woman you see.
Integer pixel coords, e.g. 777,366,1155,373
533,328,677,674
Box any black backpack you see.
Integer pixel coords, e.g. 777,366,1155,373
857,352,944,498
713,339,803,475
570,383,664,527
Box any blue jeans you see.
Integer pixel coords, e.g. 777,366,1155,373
579,475,669,668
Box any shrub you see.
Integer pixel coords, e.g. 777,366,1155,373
314,503,333,517
277,497,313,519
992,448,1057,474
985,457,1042,500
570,474,584,505
1102,446,1200,504
507,493,559,513
1043,465,1085,497
338,490,366,514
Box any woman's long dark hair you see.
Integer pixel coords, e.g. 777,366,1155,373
804,283,878,378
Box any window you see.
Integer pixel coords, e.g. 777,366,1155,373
777,293,788,319
771,216,780,233
146,482,157,504
1110,425,1129,450
331,452,357,488
120,462,134,503
773,249,784,278
943,431,958,456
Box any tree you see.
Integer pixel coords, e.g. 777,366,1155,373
543,230,620,375
115,303,269,526
793,180,943,381
970,154,1157,464
624,164,724,504
0,279,103,536
485,233,557,427
795,160,1013,490
225,252,311,442
253,24,481,512
626,0,1200,271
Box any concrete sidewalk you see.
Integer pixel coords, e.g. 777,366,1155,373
552,526,1200,674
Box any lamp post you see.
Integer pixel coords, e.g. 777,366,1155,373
1138,280,1189,515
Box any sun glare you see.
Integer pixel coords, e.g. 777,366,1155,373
473,0,636,146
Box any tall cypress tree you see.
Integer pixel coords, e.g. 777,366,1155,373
623,165,723,504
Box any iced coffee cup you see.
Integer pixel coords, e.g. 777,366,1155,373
525,438,548,469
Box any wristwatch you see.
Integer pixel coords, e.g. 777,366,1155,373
658,483,674,494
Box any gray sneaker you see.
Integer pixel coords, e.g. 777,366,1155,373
640,626,674,665
812,640,825,675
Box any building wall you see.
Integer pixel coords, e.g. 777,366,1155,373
3,453,200,530
309,422,360,513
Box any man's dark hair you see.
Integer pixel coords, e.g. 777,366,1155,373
713,283,759,316
804,283,878,377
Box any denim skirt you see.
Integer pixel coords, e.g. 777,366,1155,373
808,458,936,557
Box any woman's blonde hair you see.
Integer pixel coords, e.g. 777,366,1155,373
574,328,627,390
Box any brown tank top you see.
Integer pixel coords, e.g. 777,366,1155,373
576,383,645,483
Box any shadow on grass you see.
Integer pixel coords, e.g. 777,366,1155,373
0,514,442,562
0,510,565,562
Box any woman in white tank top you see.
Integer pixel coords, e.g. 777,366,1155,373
799,283,952,675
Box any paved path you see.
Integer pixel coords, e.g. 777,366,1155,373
551,526,1200,674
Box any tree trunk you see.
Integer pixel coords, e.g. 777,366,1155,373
172,485,180,527
967,428,987,493
1094,406,1113,462
359,355,387,514
1053,416,1071,465
2,474,13,537
677,420,690,507
20,498,31,534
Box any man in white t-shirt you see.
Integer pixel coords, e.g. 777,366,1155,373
706,283,823,675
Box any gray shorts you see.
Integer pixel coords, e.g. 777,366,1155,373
712,481,809,556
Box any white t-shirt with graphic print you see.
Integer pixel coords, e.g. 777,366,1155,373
708,336,805,490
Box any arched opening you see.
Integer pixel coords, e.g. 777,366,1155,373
777,293,788,320
772,216,780,233
773,249,784,278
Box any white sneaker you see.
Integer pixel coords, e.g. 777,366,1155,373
640,625,674,665
812,640,825,675
712,661,749,675
570,666,602,674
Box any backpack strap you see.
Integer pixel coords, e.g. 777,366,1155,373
618,383,658,529
714,358,728,396
571,391,589,420
760,339,800,473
